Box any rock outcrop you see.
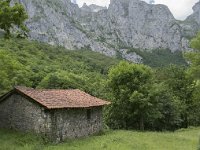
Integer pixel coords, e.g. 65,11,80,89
88,4,107,12
10,0,200,62
11,0,116,58
181,0,200,39
186,1,200,26
81,3,107,12
84,0,186,52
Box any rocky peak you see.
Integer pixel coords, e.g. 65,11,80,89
181,0,200,39
186,0,200,25
104,0,180,51
81,3,92,12
9,0,200,63
109,0,174,20
110,0,132,4
108,0,130,17
88,4,107,12
81,3,107,13
193,0,200,13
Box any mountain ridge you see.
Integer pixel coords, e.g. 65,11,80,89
10,0,200,63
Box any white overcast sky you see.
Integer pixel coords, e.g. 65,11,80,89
75,0,199,20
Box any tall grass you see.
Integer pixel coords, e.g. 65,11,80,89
198,135,200,150
0,127,199,150
0,129,45,150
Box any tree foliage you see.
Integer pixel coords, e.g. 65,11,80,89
0,38,118,97
184,32,200,125
106,61,200,131
185,32,200,79
106,62,182,130
0,48,31,93
106,62,154,130
0,0,28,38
156,65,195,127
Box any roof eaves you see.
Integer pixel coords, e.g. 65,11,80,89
14,88,49,109
0,89,15,103
0,87,111,109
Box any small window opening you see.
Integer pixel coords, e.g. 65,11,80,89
87,109,91,120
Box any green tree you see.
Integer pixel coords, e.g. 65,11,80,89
185,32,200,79
157,65,194,127
146,82,182,130
106,62,183,131
0,49,31,95
184,32,200,126
189,82,200,126
38,71,88,90
107,61,156,130
0,0,28,38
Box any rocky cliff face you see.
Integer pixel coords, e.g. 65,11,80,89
81,3,107,12
80,0,189,52
182,0,200,39
11,0,116,58
186,1,200,26
10,0,200,63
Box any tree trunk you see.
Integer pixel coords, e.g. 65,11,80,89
139,116,144,131
184,113,188,128
5,29,10,39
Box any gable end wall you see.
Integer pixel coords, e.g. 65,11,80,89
0,93,52,135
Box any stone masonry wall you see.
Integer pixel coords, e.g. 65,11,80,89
0,93,103,142
51,107,103,142
0,94,52,136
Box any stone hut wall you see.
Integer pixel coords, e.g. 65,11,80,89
0,94,52,135
51,107,103,142
0,93,103,142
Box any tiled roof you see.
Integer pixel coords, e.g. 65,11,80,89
14,86,110,109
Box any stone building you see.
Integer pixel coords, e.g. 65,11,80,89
0,86,110,142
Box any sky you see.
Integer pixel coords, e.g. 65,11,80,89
75,0,199,20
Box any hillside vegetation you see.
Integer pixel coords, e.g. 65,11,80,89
0,38,119,97
0,37,186,96
0,127,199,150
127,48,187,67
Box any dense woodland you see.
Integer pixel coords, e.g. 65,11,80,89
0,0,200,132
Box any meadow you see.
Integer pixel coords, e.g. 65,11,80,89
0,127,199,150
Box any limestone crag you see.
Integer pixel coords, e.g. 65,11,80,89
119,49,143,63
80,0,186,52
11,0,116,58
10,0,200,62
81,3,107,12
88,4,107,12
186,1,200,26
181,0,200,39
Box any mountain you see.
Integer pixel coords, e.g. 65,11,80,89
10,0,200,62
186,1,200,27
81,0,184,52
182,0,200,38
81,3,107,12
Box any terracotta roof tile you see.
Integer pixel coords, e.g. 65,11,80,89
15,86,110,109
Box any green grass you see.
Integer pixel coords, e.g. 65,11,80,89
0,127,199,150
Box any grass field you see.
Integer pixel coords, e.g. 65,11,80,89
0,127,199,150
